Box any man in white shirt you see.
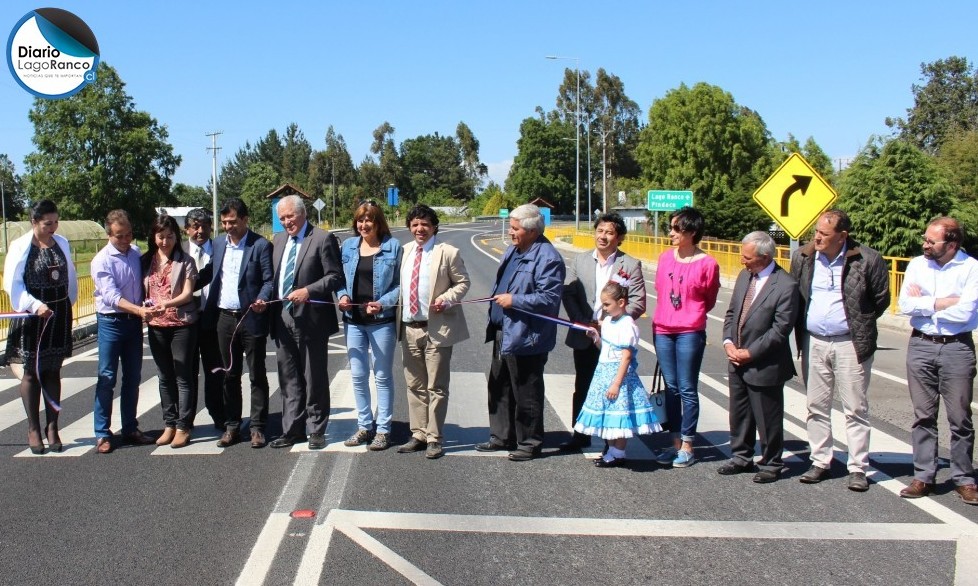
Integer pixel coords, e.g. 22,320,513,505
898,216,978,504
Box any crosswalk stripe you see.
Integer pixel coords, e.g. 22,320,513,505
0,377,96,435
15,377,161,458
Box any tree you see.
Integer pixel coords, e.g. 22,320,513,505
280,123,312,188
371,122,401,188
24,62,180,233
171,183,211,208
456,121,488,187
239,162,280,228
937,129,978,247
0,154,27,221
217,141,259,203
400,132,476,204
838,138,954,257
592,69,643,201
887,56,978,155
505,116,575,211
635,83,772,239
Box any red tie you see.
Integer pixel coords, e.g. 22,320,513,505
409,245,422,315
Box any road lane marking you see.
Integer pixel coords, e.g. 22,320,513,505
0,376,95,435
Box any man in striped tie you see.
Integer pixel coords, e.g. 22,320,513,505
718,231,800,484
257,195,343,450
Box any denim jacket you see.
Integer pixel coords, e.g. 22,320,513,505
337,234,402,321
485,235,565,355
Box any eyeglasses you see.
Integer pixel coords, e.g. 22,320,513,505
669,224,684,232
360,200,378,207
921,236,947,246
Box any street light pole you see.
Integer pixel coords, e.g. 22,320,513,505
546,55,580,231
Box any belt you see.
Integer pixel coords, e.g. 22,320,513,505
100,312,140,320
220,308,244,317
405,321,428,328
911,329,973,344
809,332,851,343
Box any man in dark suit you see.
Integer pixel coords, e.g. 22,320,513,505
258,194,343,449
201,198,274,449
718,231,800,483
183,208,224,431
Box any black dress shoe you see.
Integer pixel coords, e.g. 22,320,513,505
507,449,539,462
308,433,326,450
717,461,755,475
269,435,304,449
753,470,780,484
799,465,831,484
595,457,628,468
558,435,592,452
475,441,513,452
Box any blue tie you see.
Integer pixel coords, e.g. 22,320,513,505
282,236,298,311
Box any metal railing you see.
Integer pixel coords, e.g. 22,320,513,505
546,225,910,314
0,276,96,340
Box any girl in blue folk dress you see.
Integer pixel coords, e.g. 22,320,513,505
574,278,662,467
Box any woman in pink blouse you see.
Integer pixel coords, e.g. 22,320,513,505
652,207,720,468
141,215,199,448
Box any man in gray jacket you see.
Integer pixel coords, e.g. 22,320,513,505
560,213,646,451
790,209,889,492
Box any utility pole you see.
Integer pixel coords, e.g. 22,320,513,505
1,180,7,254
206,131,222,233
331,156,337,229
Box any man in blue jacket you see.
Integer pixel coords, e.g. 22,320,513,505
477,204,565,461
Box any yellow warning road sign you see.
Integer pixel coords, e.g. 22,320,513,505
752,153,837,240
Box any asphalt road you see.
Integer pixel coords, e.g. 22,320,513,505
0,221,974,586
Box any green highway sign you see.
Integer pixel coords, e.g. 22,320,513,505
499,208,509,218
647,190,693,212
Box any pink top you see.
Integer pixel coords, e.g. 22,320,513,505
652,249,720,334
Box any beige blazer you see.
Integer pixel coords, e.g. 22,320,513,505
396,239,471,347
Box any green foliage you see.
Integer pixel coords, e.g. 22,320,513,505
635,83,771,239
171,183,211,208
24,62,180,235
400,132,474,203
838,138,955,257
505,116,575,211
888,56,978,155
937,129,978,249
239,162,280,227
0,154,26,220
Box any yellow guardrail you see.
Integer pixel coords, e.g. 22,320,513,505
0,275,97,340
546,225,909,314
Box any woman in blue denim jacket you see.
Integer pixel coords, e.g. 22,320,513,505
337,201,402,451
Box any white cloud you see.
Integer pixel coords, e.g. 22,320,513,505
484,159,513,187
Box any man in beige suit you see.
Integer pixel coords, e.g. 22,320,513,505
396,204,471,459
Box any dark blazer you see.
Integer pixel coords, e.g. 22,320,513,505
201,230,274,336
722,264,800,386
271,223,343,338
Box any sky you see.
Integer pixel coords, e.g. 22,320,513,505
1,1,975,193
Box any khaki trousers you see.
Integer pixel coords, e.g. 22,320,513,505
401,323,453,442
802,333,872,473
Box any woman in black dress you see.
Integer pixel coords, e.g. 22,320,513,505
2,199,77,454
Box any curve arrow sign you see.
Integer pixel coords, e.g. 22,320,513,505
780,175,813,216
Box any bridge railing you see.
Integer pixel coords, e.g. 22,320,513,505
546,225,910,314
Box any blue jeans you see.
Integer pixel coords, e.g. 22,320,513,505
345,321,396,434
654,330,706,442
94,314,144,438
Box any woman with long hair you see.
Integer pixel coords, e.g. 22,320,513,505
141,214,199,448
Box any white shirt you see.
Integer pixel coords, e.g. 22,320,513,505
188,239,213,303
899,250,978,335
401,237,435,322
598,314,640,364
592,250,618,320
807,245,849,336
218,235,245,310
277,224,308,298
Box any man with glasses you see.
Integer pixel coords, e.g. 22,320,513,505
560,212,645,451
790,210,889,492
898,217,978,504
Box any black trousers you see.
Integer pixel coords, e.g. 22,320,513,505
193,324,225,427
728,372,784,471
148,325,198,430
216,311,269,432
487,332,548,453
571,345,600,438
